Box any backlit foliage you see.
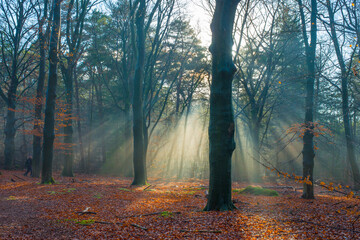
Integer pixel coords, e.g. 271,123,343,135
12,96,79,152
286,122,333,139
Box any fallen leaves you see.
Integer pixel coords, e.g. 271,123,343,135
1,170,360,239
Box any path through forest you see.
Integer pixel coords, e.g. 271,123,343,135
0,171,359,239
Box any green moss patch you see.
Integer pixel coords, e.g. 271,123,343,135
234,186,279,196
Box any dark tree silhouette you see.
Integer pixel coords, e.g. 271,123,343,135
33,0,50,177
204,0,240,211
298,0,317,199
132,0,146,185
41,0,62,184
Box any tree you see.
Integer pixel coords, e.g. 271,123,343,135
132,0,146,185
41,0,63,184
59,0,95,177
32,0,50,177
0,0,37,169
204,0,240,211
325,0,360,190
233,0,283,182
297,0,317,199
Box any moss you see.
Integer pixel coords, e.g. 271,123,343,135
6,196,17,200
160,211,173,217
41,177,56,184
93,193,102,199
183,191,196,195
234,186,279,196
76,219,95,225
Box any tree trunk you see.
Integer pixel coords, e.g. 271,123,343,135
4,101,16,169
86,83,94,173
204,0,239,211
4,2,23,169
33,1,48,177
74,69,85,171
249,110,261,182
178,103,191,179
62,69,74,177
41,0,62,184
123,104,132,177
132,0,146,186
93,83,106,163
298,0,317,199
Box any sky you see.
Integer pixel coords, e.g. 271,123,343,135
186,0,212,46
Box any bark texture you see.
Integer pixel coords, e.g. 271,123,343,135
298,0,317,199
132,0,147,186
33,0,49,177
204,0,240,211
41,0,62,184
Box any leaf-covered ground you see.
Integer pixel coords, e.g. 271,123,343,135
1,170,359,239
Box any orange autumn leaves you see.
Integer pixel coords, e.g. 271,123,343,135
286,121,333,140
9,95,78,151
1,170,360,239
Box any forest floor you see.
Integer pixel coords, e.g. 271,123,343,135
1,170,359,239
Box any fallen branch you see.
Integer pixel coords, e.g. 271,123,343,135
131,223,147,230
117,211,181,219
95,221,122,225
180,229,221,233
13,175,26,181
77,211,97,215
143,185,153,191
77,207,97,215
263,186,295,189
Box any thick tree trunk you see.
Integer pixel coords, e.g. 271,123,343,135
33,7,48,177
123,105,133,177
132,0,146,186
4,102,16,169
298,0,317,199
204,0,239,211
327,1,360,190
41,0,62,184
4,4,22,169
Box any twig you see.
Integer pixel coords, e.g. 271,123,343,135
77,211,97,215
332,201,345,206
143,184,153,191
131,223,147,230
180,229,222,233
77,207,97,215
263,186,298,191
117,211,181,219
13,175,26,181
95,221,122,225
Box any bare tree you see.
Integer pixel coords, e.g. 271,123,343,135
32,0,51,177
59,0,96,177
323,0,360,189
297,0,317,199
41,0,63,184
0,0,38,169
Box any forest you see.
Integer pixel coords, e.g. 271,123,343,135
1,0,360,238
